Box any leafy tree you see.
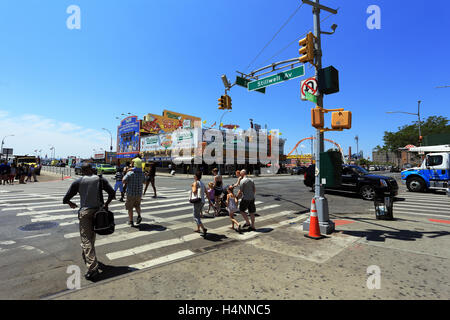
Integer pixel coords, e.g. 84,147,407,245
383,116,450,151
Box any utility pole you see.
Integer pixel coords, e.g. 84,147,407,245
302,0,335,235
355,135,359,162
417,100,422,146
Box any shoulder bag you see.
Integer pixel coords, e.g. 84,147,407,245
93,176,115,235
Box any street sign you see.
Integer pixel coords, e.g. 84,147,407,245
248,65,305,91
301,77,319,101
1,148,13,155
236,76,265,94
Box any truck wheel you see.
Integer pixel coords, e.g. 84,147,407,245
407,177,425,192
360,185,375,201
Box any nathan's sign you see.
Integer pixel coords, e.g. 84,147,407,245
163,110,201,129
140,114,182,134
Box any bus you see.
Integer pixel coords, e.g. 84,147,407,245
14,156,41,175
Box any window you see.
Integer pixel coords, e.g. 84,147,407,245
427,155,443,167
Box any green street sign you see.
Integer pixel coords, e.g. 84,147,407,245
248,65,305,91
236,76,265,94
305,91,317,103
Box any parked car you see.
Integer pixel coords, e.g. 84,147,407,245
304,164,398,200
96,164,116,175
74,162,98,175
291,166,307,175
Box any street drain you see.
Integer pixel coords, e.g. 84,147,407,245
19,222,59,231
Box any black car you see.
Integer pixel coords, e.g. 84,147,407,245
291,166,307,175
304,164,398,200
74,163,97,175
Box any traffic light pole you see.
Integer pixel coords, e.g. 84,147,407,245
303,0,335,235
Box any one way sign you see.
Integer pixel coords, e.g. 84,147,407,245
301,77,319,101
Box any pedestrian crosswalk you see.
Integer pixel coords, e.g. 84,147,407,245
0,186,305,273
368,191,450,218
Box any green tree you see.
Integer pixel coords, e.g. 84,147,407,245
383,116,450,151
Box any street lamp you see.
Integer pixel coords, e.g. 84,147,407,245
218,110,231,130
102,128,113,152
355,135,359,163
49,145,55,160
1,134,14,160
386,100,422,145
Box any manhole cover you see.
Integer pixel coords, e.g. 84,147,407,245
19,222,59,231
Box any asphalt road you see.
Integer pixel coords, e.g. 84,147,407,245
0,172,448,299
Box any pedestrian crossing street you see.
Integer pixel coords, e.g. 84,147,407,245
0,186,305,272
368,191,450,218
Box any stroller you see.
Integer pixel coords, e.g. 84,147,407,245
206,185,229,216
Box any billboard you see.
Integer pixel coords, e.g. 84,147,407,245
163,110,201,129
117,116,140,158
140,129,198,158
141,114,182,135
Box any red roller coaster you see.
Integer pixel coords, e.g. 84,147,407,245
288,137,344,160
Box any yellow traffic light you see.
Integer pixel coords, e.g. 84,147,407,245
331,111,352,129
224,95,232,109
311,108,324,128
218,95,225,109
299,32,315,64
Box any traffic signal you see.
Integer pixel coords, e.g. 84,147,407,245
419,136,423,143
218,95,226,109
311,108,324,128
225,95,232,109
299,32,315,65
331,111,352,129
318,66,339,95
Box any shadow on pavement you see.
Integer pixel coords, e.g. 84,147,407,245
333,216,450,242
92,262,136,282
202,232,228,242
135,223,166,232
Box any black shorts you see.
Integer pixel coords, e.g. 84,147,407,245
146,175,155,183
214,187,222,197
239,199,256,214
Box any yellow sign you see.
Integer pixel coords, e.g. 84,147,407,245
163,110,201,129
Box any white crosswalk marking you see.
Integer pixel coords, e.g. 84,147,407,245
106,210,295,260
1,186,307,273
368,191,450,218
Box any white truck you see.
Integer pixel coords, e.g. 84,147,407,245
401,145,450,195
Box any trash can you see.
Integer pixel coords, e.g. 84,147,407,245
374,191,394,220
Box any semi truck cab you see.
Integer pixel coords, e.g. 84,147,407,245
401,152,450,192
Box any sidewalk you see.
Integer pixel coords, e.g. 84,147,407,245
49,210,450,300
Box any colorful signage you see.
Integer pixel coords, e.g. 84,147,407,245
117,116,140,156
163,110,201,129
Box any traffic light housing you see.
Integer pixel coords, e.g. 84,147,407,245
218,95,226,109
331,111,352,129
318,66,339,95
311,108,324,128
299,32,315,65
225,95,232,109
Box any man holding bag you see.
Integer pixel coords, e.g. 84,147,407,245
191,171,207,236
63,163,115,281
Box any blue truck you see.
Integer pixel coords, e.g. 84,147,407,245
401,147,450,193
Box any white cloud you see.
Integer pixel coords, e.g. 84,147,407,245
0,110,111,158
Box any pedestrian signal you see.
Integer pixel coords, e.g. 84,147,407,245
311,108,324,128
331,111,352,129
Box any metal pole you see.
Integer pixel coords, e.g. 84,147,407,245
417,100,422,146
304,0,334,235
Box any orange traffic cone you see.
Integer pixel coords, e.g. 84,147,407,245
304,198,325,240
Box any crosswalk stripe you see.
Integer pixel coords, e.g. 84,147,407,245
16,195,188,214
368,208,450,218
228,216,306,241
393,204,450,212
63,201,271,239
11,194,188,212
129,250,196,270
106,210,295,260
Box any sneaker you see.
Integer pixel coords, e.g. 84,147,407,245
249,226,256,231
203,228,208,236
127,220,134,227
136,216,142,225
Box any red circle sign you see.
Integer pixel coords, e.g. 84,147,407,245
301,78,318,96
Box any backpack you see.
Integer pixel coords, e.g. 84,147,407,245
93,177,115,235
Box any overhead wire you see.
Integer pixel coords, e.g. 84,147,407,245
259,8,339,68
245,2,305,71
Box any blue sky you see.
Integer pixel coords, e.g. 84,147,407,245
0,0,449,158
